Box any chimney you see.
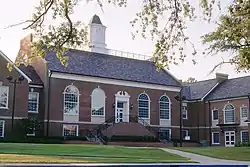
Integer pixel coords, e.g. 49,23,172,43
216,73,228,83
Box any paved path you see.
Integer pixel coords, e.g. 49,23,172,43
161,148,250,165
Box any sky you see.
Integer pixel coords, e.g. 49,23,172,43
0,0,249,81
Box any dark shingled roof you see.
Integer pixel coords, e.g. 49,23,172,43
45,49,181,87
19,64,43,85
90,14,102,25
182,79,218,100
205,76,250,100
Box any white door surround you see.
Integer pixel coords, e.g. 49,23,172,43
225,131,235,147
115,91,130,123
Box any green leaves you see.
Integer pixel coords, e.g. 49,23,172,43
202,0,250,72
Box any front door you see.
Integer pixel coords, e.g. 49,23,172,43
225,131,235,147
116,102,124,123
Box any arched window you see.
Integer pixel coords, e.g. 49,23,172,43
159,95,170,119
224,104,235,123
138,93,150,119
91,88,105,116
63,85,79,115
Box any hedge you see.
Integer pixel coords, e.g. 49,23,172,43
0,136,87,144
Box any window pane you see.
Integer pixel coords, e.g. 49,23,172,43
138,94,149,119
241,107,248,118
0,121,4,137
91,88,105,116
242,132,249,142
213,132,220,144
63,125,78,136
213,110,218,120
224,104,235,123
0,86,8,108
159,96,170,119
28,92,39,112
64,86,79,114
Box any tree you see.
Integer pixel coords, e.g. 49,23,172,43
183,77,197,83
202,0,250,73
7,0,236,72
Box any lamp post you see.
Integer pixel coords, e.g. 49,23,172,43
175,94,186,147
6,75,25,133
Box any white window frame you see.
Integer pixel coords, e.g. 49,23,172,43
240,106,248,119
62,124,79,136
182,130,188,139
91,88,106,116
0,120,5,137
63,85,80,115
182,106,188,119
212,132,220,144
240,130,249,143
0,86,9,109
138,93,150,119
159,95,171,120
212,109,219,121
28,92,39,113
223,103,235,124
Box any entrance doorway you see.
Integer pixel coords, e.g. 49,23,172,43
116,102,124,123
225,131,235,147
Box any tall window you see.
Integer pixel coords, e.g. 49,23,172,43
224,104,235,123
241,131,249,143
28,92,39,113
241,106,248,119
212,132,220,144
182,106,188,119
0,120,4,137
63,124,78,136
91,88,105,116
63,85,79,115
212,109,219,121
159,95,170,119
138,93,150,119
0,86,9,109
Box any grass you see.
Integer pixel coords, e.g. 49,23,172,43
0,143,191,163
174,147,250,161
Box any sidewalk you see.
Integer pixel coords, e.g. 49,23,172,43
161,148,250,165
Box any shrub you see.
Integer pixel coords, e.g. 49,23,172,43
235,141,250,147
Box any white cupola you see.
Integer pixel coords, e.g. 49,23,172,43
86,14,108,54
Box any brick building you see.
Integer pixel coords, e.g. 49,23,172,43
0,15,249,146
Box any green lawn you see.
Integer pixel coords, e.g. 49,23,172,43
0,143,191,163
174,147,250,161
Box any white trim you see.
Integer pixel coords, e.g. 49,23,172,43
28,92,39,113
212,132,220,144
201,83,219,101
223,103,235,124
240,106,248,119
0,50,32,83
207,96,248,103
63,85,80,115
182,129,188,138
182,106,188,120
91,88,106,117
62,124,79,136
0,86,9,109
159,95,171,120
224,131,235,147
240,130,249,142
138,93,150,120
29,85,43,88
51,72,181,92
212,108,219,121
